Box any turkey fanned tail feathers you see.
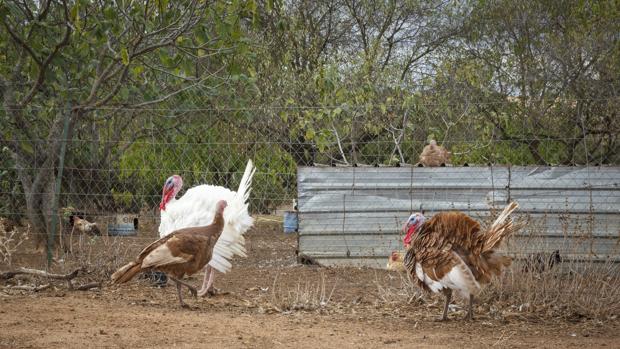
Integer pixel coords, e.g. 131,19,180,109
158,159,256,275
208,159,255,273
404,202,519,298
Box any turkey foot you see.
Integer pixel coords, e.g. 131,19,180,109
198,287,219,297
206,287,220,296
170,277,197,298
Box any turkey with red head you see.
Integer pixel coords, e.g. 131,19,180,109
402,201,519,321
158,160,255,296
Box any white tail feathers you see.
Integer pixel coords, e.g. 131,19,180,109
482,201,519,253
209,159,256,273
236,159,255,204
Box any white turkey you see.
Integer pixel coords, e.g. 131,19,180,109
158,159,256,296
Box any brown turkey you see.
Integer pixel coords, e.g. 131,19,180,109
402,202,519,321
111,200,227,308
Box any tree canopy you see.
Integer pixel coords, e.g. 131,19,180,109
1,0,618,241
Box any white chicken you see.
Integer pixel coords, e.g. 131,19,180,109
158,159,255,296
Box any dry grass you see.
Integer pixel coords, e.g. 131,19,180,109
0,219,29,266
374,257,620,321
57,235,140,280
480,257,620,320
268,270,337,312
483,213,620,320
373,270,421,305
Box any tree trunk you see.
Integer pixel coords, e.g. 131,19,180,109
17,161,57,251
10,110,75,253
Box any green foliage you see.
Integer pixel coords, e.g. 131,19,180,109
0,0,618,222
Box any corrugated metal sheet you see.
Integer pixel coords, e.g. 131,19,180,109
297,166,620,268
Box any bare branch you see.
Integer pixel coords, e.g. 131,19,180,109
1,20,42,66
331,123,349,165
84,64,130,110
0,267,83,281
129,67,226,109
387,109,408,164
19,0,72,107
73,282,101,291
3,284,51,292
37,0,52,21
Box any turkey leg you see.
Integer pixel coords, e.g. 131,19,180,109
440,289,452,321
174,280,190,308
197,265,217,297
197,265,211,295
464,294,474,321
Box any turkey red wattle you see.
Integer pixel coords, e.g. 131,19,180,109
159,175,182,211
403,213,426,246
159,189,174,211
403,223,419,246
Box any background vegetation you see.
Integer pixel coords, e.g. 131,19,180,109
0,0,618,241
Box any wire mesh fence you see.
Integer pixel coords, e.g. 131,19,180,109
0,100,619,264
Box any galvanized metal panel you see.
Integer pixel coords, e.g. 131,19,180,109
299,212,619,238
299,234,620,259
299,166,509,192
297,166,620,268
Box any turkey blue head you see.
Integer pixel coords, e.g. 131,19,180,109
403,212,426,247
159,175,183,211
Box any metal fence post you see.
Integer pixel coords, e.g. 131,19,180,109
47,103,72,267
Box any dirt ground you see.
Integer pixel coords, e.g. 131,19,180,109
1,219,619,349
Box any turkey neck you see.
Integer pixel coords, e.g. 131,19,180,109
209,210,225,239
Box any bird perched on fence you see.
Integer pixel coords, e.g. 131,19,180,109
111,200,228,308
402,202,519,321
158,159,255,296
418,140,451,167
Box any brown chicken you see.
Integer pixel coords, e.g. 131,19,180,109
386,251,406,272
418,140,451,167
402,202,519,321
111,200,227,308
73,216,101,236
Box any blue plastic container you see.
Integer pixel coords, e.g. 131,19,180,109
283,211,298,233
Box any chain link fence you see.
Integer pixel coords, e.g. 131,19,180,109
0,99,618,263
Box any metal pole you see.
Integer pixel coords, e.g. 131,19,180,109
47,103,72,267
